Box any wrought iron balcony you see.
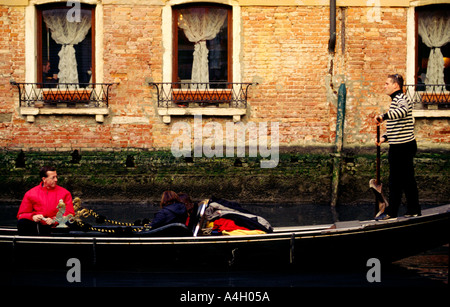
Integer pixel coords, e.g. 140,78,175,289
404,84,450,109
10,81,117,108
150,82,256,108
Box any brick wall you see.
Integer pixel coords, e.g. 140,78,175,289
242,6,332,146
102,4,163,149
0,2,449,153
0,6,25,148
337,7,408,147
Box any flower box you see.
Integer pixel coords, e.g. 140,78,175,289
42,89,93,105
172,89,232,106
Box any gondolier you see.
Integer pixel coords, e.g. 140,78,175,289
374,74,420,220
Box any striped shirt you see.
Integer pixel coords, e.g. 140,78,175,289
382,90,415,145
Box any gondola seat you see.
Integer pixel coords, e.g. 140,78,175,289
137,223,192,237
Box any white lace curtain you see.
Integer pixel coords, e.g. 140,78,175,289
418,11,450,86
43,9,92,85
178,8,227,88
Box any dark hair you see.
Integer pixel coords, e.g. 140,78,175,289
178,193,194,214
39,166,56,179
388,74,404,90
160,191,181,208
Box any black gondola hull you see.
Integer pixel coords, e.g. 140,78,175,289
1,205,448,271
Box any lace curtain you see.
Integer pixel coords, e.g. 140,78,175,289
178,8,227,88
43,9,92,86
418,11,450,87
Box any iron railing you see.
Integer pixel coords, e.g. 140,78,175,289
150,82,257,108
404,84,450,108
10,82,117,108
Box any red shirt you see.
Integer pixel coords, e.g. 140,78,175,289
17,184,75,224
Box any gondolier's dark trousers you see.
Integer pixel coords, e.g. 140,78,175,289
386,140,420,217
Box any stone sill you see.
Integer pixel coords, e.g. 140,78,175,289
20,107,109,123
413,109,450,118
157,107,246,124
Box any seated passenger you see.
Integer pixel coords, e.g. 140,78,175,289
149,191,188,230
178,192,195,227
17,165,74,235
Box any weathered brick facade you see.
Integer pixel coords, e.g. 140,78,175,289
242,6,332,146
337,7,409,146
0,5,25,147
0,0,449,153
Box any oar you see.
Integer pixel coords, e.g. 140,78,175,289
369,123,388,218
376,124,381,186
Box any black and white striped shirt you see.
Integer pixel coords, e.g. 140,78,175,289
382,90,415,145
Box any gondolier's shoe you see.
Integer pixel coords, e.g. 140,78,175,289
404,213,421,218
375,213,395,221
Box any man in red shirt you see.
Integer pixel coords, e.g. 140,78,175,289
17,166,74,235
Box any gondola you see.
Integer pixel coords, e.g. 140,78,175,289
0,204,449,271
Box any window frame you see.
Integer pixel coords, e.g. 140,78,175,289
406,4,450,117
36,3,96,85
414,4,450,84
171,4,233,85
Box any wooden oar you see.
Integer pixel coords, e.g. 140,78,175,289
369,124,388,218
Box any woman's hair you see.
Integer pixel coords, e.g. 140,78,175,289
178,193,194,214
160,191,181,208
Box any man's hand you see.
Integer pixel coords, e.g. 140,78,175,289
374,114,384,123
376,136,387,147
32,214,44,222
42,217,55,225
32,214,54,225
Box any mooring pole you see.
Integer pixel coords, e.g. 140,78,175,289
334,82,346,153
331,82,346,207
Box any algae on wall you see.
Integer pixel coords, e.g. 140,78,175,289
0,150,449,205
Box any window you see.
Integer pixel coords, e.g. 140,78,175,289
37,3,95,87
156,2,250,123
406,4,450,114
15,3,112,123
416,5,450,88
172,4,232,88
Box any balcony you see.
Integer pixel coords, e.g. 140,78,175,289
150,82,256,123
10,82,117,123
404,84,450,117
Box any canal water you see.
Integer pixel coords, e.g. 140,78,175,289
0,201,447,292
